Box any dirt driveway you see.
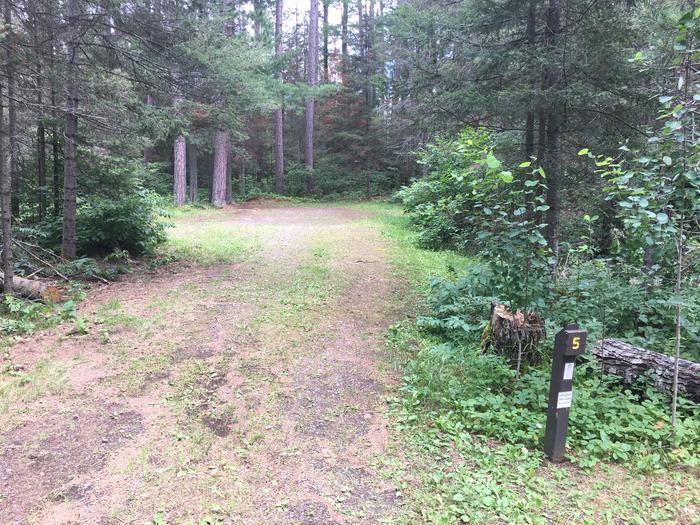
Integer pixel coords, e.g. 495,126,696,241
0,204,405,525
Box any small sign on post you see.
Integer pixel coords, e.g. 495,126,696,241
544,324,587,462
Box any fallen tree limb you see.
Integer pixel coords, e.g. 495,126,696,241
0,271,63,302
13,240,69,281
592,339,699,402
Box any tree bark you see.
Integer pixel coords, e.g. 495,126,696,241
52,126,60,218
188,142,198,202
341,0,348,82
238,155,245,197
0,83,12,294
173,135,187,206
62,0,80,260
305,0,319,193
592,339,699,402
253,0,262,39
226,147,233,204
211,129,229,207
33,15,48,221
144,93,155,163
50,34,60,218
37,120,47,220
0,271,57,301
274,0,285,194
5,0,19,219
542,0,564,273
524,0,536,159
322,0,330,83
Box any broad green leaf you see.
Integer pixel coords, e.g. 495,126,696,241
486,154,501,169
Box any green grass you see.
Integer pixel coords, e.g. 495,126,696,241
163,214,261,265
343,202,473,291
0,357,67,416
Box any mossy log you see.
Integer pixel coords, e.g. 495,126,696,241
483,302,546,367
592,339,699,402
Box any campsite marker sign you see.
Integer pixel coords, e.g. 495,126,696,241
544,324,587,462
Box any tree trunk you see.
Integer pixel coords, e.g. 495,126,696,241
52,126,60,218
173,135,187,206
5,0,19,219
253,0,262,39
238,155,245,197
226,147,233,204
0,271,57,301
188,142,198,202
341,0,348,82
37,121,47,220
211,129,229,207
62,0,80,260
524,0,536,159
144,93,155,163
542,0,564,272
544,110,562,273
592,339,699,402
0,83,12,294
34,21,48,221
322,0,330,83
275,0,285,194
305,0,319,193
50,37,60,218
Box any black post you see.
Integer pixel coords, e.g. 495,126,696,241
544,324,587,462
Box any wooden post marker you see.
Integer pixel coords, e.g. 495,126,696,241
544,324,587,462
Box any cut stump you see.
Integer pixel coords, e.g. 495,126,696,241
483,302,546,367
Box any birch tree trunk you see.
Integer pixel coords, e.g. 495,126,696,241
305,0,319,193
0,84,12,294
211,129,229,207
173,135,187,206
62,0,80,259
188,142,198,202
274,0,284,194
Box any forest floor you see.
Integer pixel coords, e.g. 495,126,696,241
0,202,697,525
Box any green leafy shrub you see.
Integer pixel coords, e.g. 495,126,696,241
41,190,168,257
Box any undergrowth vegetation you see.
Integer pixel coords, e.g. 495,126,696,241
388,121,700,471
371,202,699,523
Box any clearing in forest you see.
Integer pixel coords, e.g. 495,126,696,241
1,203,405,524
1,202,697,525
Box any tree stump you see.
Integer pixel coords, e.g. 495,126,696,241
592,339,700,402
483,302,546,368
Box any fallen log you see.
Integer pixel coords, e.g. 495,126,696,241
0,271,63,302
483,302,546,369
592,339,700,402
